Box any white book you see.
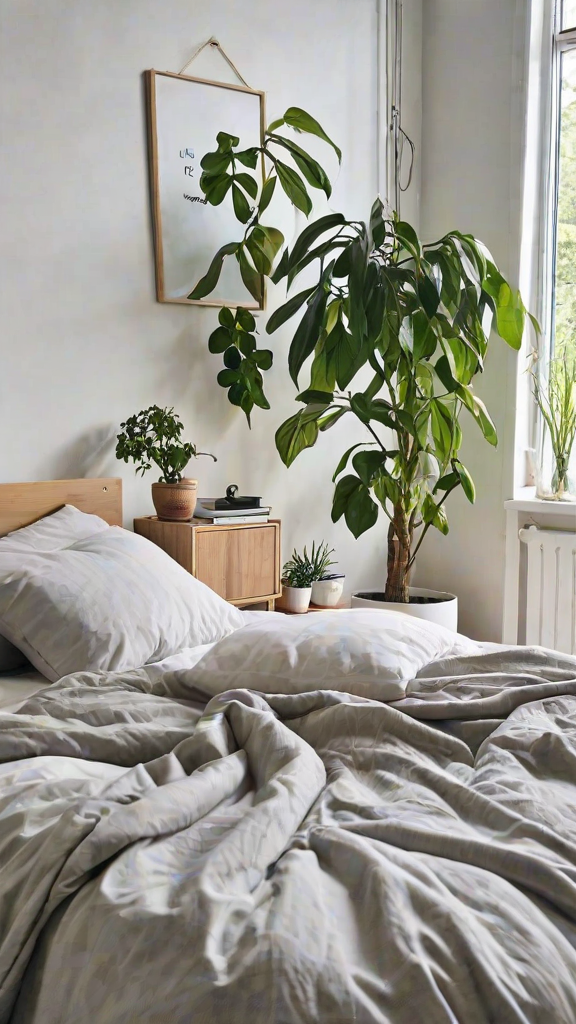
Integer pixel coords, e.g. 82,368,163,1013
211,515,269,525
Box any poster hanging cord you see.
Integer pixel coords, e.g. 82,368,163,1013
178,37,251,88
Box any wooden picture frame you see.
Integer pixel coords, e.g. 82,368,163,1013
146,69,266,309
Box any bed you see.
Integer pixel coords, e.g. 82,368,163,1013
1,479,576,1024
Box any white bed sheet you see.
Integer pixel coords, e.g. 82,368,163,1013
0,669,51,712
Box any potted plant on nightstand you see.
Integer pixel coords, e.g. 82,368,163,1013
116,405,216,522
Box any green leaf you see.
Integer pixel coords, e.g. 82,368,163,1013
270,248,290,284
331,474,361,521
234,173,258,199
319,408,347,431
453,460,476,502
266,286,316,334
235,148,259,169
422,494,449,535
237,249,262,304
330,321,364,390
350,392,371,423
223,346,242,369
275,410,320,466
352,450,387,486
267,117,285,133
200,151,232,174
208,325,232,353
218,307,235,329
204,173,233,205
332,444,367,482
435,354,459,393
236,308,256,332
259,176,277,214
232,183,252,223
239,333,256,355
483,261,525,350
457,386,498,446
348,232,369,342
188,242,238,300
283,107,342,162
436,471,459,491
245,225,285,276
370,197,387,248
288,283,329,385
276,161,312,216
296,388,333,405
345,479,379,537
217,131,240,151
287,238,348,290
267,133,332,197
217,368,240,387
396,220,421,261
253,349,273,370
430,400,453,461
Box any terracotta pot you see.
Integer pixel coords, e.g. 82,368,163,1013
351,586,458,631
151,479,198,522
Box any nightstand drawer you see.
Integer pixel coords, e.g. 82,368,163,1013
133,517,281,608
194,523,279,602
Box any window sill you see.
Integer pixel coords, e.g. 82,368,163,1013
505,487,576,514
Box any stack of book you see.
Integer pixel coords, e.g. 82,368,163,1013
193,500,271,526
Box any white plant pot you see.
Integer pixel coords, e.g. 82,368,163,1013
351,586,458,632
281,585,312,613
311,578,345,607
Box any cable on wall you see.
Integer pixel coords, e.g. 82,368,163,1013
387,0,416,215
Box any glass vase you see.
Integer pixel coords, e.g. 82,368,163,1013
535,429,576,501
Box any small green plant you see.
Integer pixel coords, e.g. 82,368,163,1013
532,352,576,498
282,541,336,588
116,406,216,483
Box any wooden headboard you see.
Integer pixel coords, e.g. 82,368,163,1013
0,479,123,537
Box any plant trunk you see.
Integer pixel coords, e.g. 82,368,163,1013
384,507,413,603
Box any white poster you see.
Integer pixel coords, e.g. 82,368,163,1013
147,71,264,308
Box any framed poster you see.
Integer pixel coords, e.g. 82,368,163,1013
146,69,265,308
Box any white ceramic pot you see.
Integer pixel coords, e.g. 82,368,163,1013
351,586,458,631
281,585,312,613
311,577,345,607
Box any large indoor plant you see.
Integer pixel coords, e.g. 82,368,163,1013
189,108,534,623
116,405,216,521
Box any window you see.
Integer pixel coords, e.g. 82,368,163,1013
551,2,576,363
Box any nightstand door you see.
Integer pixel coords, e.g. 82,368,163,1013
193,522,280,604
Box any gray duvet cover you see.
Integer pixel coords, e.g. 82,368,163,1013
1,645,576,1023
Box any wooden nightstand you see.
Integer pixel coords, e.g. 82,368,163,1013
134,517,282,610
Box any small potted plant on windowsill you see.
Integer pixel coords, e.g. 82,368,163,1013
116,405,216,522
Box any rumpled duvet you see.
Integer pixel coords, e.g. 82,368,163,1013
2,641,576,1023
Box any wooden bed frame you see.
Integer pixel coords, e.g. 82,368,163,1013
0,479,122,537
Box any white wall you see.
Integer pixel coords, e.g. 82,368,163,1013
0,0,418,597
416,0,529,640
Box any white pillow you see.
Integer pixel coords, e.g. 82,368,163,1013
191,608,476,701
0,505,244,681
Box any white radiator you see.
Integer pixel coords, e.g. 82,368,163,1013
519,526,576,654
